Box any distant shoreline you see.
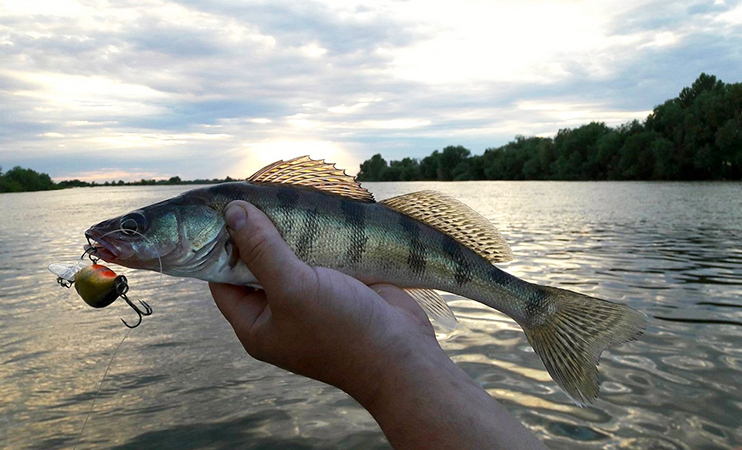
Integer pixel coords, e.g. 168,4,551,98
0,171,240,194
4,178,742,196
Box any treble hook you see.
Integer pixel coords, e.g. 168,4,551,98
115,276,153,328
82,237,101,263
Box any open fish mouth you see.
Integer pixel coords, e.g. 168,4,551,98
84,231,120,261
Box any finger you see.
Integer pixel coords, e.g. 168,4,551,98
224,201,317,300
369,284,413,308
370,284,431,326
209,282,268,334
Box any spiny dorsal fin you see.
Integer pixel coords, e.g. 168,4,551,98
380,190,513,264
247,156,375,203
403,288,457,332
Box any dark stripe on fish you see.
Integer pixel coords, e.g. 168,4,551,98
340,199,367,267
276,188,300,234
296,208,319,261
441,234,472,286
399,215,426,277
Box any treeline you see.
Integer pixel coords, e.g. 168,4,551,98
0,167,239,193
57,176,240,188
357,73,742,181
0,166,57,192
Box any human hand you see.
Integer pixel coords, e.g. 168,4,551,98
208,200,449,407
210,200,548,450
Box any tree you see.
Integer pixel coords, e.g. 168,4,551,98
388,158,421,181
419,151,441,180
437,146,471,181
357,154,388,181
0,166,56,192
716,117,742,179
679,73,724,108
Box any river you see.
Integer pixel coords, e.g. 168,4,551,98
1,181,741,449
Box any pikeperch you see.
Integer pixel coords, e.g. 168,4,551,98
86,156,646,405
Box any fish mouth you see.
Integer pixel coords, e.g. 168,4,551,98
84,230,120,262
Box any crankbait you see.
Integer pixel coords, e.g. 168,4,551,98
48,249,152,328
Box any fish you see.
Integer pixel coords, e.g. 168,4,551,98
85,156,647,405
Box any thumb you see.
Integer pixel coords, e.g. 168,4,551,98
224,200,316,300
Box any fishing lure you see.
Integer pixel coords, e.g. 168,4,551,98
48,249,152,328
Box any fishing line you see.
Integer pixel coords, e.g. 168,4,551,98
72,226,165,448
73,327,132,450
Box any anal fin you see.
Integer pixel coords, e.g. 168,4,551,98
404,288,457,332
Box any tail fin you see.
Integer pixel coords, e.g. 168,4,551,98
521,286,647,406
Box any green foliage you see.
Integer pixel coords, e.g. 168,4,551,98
420,151,440,180
357,154,426,181
1,168,239,193
57,179,89,188
438,146,471,181
358,73,742,181
0,166,57,192
356,154,388,181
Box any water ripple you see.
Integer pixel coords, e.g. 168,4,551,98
1,182,742,449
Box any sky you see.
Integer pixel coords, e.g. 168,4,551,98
1,0,741,181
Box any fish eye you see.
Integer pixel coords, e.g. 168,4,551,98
120,212,147,236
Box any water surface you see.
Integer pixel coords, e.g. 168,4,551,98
1,181,741,449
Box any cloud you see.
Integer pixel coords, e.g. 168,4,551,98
0,0,740,180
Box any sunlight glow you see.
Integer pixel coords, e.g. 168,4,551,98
233,140,356,177
286,113,322,129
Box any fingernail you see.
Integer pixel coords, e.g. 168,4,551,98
225,204,247,231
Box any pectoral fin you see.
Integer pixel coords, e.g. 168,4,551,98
223,237,240,271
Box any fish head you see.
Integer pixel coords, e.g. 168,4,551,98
85,190,226,273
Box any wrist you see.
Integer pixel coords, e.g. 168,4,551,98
346,341,548,450
348,337,455,415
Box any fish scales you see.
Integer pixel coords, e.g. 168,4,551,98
86,158,646,405
209,182,533,322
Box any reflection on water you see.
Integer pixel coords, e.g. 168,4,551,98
1,181,741,449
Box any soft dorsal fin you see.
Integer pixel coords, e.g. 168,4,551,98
380,190,513,264
247,156,375,203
